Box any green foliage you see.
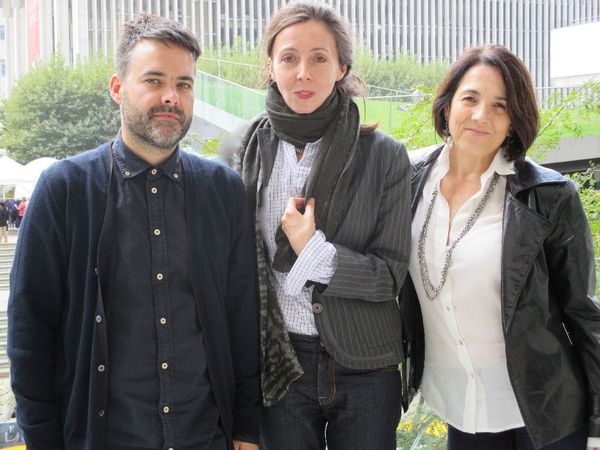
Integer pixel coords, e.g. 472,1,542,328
529,82,600,161
199,46,265,89
397,398,447,449
0,53,120,163
354,48,449,93
181,132,222,158
565,166,600,297
371,86,440,149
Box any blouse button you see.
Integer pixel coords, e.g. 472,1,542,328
156,273,164,281
151,187,158,194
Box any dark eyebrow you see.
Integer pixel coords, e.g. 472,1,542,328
460,89,506,101
141,70,166,78
141,71,194,83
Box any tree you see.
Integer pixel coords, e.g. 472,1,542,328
0,53,120,163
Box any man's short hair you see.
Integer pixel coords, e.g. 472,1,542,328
115,13,201,78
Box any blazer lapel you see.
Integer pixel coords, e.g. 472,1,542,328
410,145,443,214
501,191,551,331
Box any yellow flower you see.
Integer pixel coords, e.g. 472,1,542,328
425,419,448,438
397,419,414,432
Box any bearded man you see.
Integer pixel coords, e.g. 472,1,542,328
8,13,259,450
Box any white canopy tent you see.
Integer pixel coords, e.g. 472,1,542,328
0,154,58,199
0,156,27,186
16,157,59,198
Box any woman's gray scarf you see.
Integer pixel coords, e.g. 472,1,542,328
239,82,360,272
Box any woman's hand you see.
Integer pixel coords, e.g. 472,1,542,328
281,197,316,256
233,440,259,450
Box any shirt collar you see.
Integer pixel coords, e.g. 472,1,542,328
435,141,515,182
280,137,322,168
112,132,183,182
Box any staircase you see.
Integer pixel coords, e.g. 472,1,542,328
0,242,16,378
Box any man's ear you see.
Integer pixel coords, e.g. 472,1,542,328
109,74,123,104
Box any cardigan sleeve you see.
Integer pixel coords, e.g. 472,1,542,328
225,177,261,444
322,141,411,302
8,171,68,448
545,180,600,438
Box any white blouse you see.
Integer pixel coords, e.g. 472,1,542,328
408,143,524,433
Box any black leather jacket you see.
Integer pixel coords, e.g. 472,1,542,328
400,145,600,449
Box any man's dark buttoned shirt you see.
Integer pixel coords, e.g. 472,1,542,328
103,137,223,449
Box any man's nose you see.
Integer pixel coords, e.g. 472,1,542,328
162,85,179,104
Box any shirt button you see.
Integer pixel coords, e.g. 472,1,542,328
154,228,161,236
95,315,102,323
151,187,158,194
311,303,323,313
163,406,170,414
156,273,164,280
94,267,98,275
124,171,131,177
161,362,168,370
98,409,105,417
160,317,167,325
151,169,158,175
173,173,179,179
97,364,105,372
459,340,464,346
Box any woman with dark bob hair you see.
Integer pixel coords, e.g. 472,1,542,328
400,44,600,450
232,1,411,449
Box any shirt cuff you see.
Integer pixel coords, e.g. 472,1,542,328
284,230,337,296
588,436,600,448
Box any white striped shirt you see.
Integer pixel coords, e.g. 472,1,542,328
260,138,337,336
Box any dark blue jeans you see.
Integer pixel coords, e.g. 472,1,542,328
447,424,587,450
260,333,402,450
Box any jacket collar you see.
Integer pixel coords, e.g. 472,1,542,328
505,158,566,196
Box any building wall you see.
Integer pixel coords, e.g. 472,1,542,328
2,0,600,99
0,12,7,99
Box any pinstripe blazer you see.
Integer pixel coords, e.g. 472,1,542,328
252,127,411,403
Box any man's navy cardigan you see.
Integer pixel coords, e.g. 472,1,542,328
7,142,260,449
